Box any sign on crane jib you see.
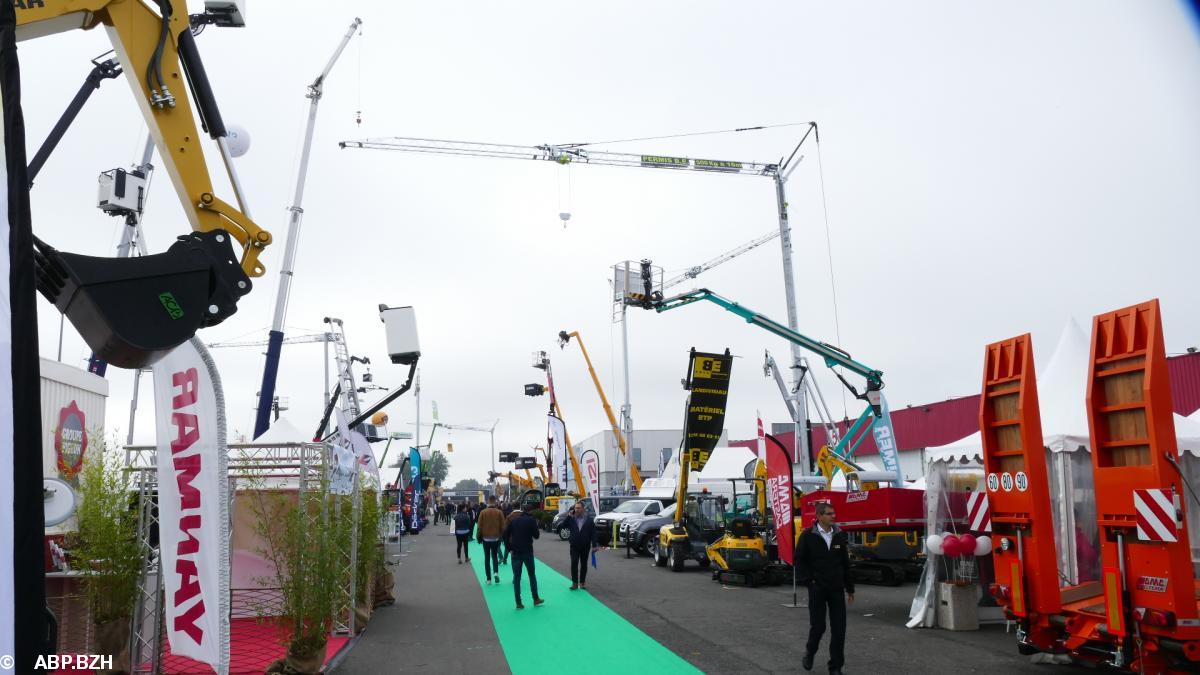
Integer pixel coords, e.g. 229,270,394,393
683,350,733,472
639,155,744,172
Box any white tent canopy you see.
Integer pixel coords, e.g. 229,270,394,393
253,415,308,445
926,319,1200,463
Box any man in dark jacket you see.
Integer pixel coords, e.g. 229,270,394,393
502,508,545,609
563,502,599,590
795,502,854,675
453,504,475,564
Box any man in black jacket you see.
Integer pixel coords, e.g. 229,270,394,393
795,502,854,674
563,502,599,590
502,508,545,609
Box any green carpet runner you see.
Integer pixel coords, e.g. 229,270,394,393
467,546,700,674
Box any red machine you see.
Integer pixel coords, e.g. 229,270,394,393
800,488,925,585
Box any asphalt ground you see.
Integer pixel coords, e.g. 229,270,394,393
334,523,1083,674
332,529,510,674
533,534,1079,675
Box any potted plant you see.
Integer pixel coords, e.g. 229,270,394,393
353,491,384,630
75,450,142,674
251,483,351,674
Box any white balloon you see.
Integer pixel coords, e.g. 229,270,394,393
926,534,944,555
226,124,251,158
974,535,993,557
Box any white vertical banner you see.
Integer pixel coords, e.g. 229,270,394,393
756,411,766,464
547,414,569,488
153,339,230,674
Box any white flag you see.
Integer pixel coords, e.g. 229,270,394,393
153,339,230,673
547,414,569,487
756,411,766,464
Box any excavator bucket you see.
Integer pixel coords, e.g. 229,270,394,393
33,229,251,369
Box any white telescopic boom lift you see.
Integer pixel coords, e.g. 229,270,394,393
254,18,362,439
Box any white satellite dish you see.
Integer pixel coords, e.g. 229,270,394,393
226,124,251,158
44,478,77,527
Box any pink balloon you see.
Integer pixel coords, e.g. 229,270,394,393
960,534,977,557
942,534,960,557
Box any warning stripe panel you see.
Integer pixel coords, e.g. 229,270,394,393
967,491,992,533
1134,488,1178,543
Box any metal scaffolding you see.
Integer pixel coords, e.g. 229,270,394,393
123,441,359,672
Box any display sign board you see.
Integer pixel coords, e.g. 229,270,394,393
694,158,744,172
682,350,733,472
54,401,87,480
640,154,689,168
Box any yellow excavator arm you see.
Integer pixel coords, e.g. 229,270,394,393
16,0,269,276
815,446,880,491
17,0,271,368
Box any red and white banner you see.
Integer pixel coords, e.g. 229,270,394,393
582,449,600,516
153,339,230,672
1134,488,1178,542
967,490,992,533
765,436,794,565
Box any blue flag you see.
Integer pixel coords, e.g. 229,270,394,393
409,448,422,529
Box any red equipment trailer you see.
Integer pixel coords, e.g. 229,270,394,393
978,334,1065,653
1085,300,1199,671
987,300,1200,672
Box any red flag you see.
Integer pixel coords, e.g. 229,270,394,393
765,436,795,565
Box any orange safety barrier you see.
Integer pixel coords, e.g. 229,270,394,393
1086,300,1200,671
979,335,1061,650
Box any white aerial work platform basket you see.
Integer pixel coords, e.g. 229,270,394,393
611,260,663,321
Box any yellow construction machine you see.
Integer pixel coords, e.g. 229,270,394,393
17,0,270,368
704,473,775,586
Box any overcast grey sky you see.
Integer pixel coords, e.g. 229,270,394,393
25,2,1200,486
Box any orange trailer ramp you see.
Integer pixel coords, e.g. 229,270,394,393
979,334,1067,653
1086,300,1200,672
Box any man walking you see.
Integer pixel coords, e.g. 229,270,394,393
453,502,474,564
502,507,544,609
476,497,505,584
563,502,598,590
795,502,854,675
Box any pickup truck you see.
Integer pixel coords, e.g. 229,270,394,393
593,500,665,545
